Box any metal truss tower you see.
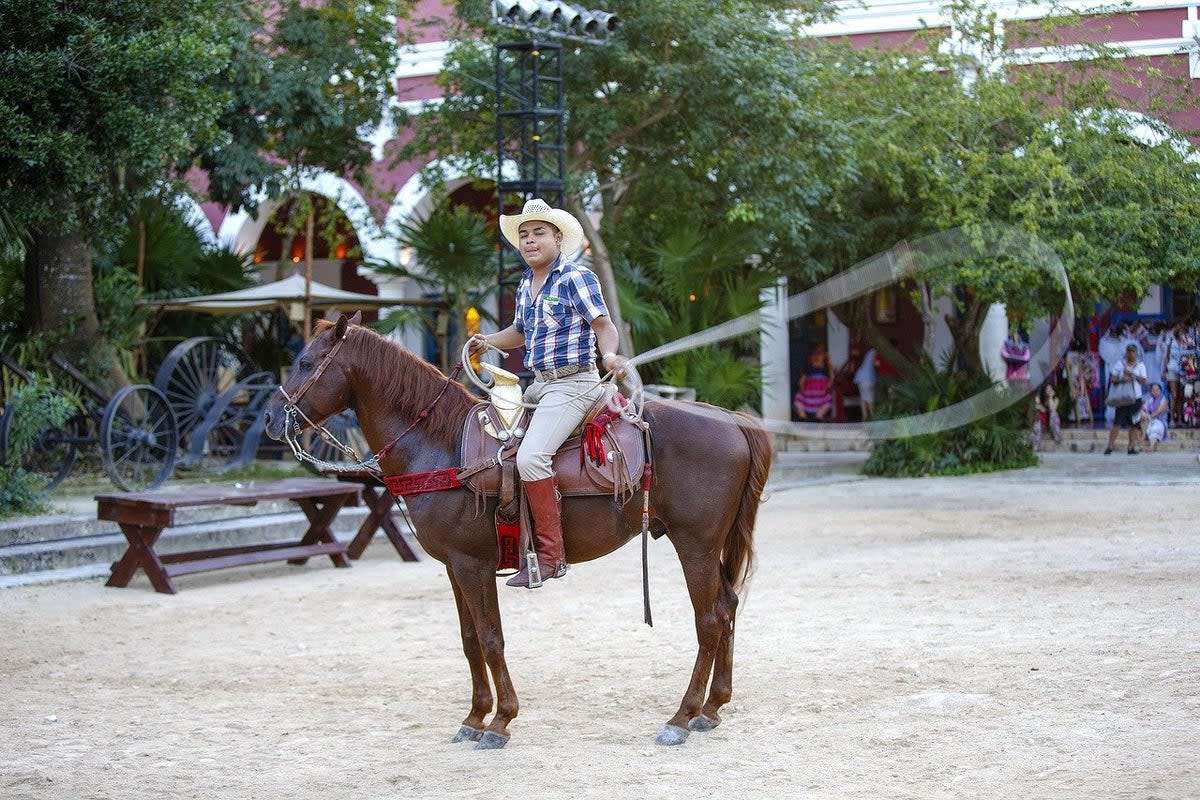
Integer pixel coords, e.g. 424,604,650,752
495,40,565,328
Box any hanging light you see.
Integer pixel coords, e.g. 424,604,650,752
492,0,620,42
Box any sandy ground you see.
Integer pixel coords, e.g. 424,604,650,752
1,470,1198,800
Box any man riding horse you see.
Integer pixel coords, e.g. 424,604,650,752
468,198,630,589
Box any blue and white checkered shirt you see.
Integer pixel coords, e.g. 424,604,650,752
513,257,610,373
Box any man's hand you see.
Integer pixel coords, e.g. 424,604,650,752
468,334,491,357
601,352,629,379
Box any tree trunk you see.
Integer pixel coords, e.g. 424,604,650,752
24,204,130,391
565,193,633,356
944,294,989,378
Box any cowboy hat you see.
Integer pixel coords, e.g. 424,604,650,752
499,198,585,260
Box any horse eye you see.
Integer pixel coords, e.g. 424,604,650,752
297,359,313,372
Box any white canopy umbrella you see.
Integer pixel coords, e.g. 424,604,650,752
145,273,429,315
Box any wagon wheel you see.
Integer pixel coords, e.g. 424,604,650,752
99,384,179,491
0,405,81,490
183,371,278,473
299,410,367,475
152,337,255,446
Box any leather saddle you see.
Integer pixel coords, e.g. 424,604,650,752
459,365,646,503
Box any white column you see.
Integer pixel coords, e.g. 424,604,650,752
760,276,791,423
928,294,956,367
827,310,849,369
979,303,1009,381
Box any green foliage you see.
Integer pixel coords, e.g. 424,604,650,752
803,6,1200,342
0,377,74,517
0,0,242,234
92,198,255,362
863,356,1036,477
412,0,849,272
657,347,762,411
617,224,770,408
201,1,414,212
2,0,411,387
372,202,496,369
383,202,497,298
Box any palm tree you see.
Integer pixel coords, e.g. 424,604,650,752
374,203,497,372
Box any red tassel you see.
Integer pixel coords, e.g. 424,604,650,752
581,409,623,467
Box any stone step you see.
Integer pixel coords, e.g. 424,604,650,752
0,505,379,585
0,497,322,549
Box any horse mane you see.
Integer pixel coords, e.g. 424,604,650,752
321,320,477,452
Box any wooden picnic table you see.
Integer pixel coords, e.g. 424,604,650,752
334,471,421,562
98,478,360,594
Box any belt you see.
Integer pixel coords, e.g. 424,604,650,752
533,362,594,382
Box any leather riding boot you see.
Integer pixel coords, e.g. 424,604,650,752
506,475,569,588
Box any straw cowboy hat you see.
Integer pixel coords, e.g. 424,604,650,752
499,198,585,259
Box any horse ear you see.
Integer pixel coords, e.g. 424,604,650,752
334,313,351,341
348,310,363,326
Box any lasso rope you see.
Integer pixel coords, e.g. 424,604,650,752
461,341,645,423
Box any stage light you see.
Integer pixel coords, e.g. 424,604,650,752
493,0,620,42
588,10,620,31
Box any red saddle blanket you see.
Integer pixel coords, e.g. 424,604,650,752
459,399,646,500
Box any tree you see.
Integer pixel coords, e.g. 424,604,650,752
200,1,412,271
616,223,772,408
1,1,413,387
801,1,1200,376
373,201,498,371
1,0,241,384
399,0,847,356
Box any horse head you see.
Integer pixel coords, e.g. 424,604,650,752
263,311,361,442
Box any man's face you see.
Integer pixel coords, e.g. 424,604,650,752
518,220,561,269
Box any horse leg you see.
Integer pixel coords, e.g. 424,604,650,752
448,555,519,750
690,578,739,733
656,549,729,746
447,568,492,743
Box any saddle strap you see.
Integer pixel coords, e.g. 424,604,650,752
384,469,462,496
385,444,520,498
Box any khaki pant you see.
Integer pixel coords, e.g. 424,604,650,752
516,369,605,481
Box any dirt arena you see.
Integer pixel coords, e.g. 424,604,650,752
2,462,1198,799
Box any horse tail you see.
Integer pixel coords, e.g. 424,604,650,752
722,411,772,592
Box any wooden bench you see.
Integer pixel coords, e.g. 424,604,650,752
334,471,421,562
98,478,361,594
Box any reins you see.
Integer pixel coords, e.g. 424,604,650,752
277,332,462,477
279,325,657,626
461,341,645,422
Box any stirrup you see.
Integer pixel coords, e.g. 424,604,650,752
527,552,543,589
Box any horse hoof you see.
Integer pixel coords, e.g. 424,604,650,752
452,725,484,743
474,731,510,750
655,724,690,746
688,714,719,732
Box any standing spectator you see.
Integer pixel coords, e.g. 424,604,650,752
1104,343,1147,455
1161,323,1188,425
1064,340,1095,427
1138,321,1163,388
1031,384,1063,451
1141,382,1169,452
793,344,834,421
854,347,877,420
1098,323,1127,429
1000,332,1031,381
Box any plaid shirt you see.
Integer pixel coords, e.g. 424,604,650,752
514,258,610,373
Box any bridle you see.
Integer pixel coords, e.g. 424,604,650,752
276,333,370,473
276,330,462,475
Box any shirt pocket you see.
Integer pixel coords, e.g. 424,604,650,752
540,297,569,330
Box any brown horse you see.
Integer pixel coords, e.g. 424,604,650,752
262,314,772,748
